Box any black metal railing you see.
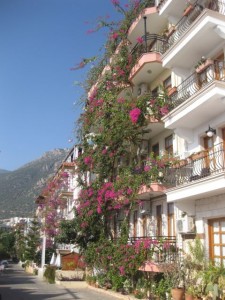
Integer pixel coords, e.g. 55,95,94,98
170,60,225,110
128,235,178,263
162,0,225,54
131,33,169,58
164,142,225,188
166,2,203,49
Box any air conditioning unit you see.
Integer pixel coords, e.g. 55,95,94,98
137,82,149,96
140,209,150,215
138,140,149,155
176,215,195,233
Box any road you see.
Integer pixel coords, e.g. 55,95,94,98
0,263,125,300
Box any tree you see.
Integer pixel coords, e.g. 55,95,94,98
24,217,40,261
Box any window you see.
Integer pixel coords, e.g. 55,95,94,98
163,76,172,91
165,135,173,155
152,143,159,158
151,87,159,98
209,218,225,265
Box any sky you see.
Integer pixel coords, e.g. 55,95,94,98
0,0,125,171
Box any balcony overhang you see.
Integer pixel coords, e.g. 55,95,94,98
162,9,225,69
166,172,225,203
143,119,166,139
128,7,167,45
162,81,225,130
129,53,163,85
138,183,167,200
158,0,186,23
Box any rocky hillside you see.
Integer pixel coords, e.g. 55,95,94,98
0,149,69,219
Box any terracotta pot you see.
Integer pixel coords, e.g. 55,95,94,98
195,59,213,73
183,5,193,16
171,288,185,300
185,294,194,300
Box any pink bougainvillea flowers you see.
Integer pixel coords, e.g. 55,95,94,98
129,107,141,124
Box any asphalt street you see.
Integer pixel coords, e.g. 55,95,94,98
0,263,125,300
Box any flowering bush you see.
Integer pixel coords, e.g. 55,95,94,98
55,0,177,290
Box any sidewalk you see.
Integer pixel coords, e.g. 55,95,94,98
57,280,137,300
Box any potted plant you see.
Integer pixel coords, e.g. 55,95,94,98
195,57,213,73
190,150,207,161
161,254,185,300
183,2,194,16
183,238,207,300
199,263,225,300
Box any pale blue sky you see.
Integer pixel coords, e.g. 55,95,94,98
0,0,125,171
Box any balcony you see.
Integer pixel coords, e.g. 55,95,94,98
162,1,225,69
138,183,167,200
129,34,169,84
61,161,76,171
163,60,225,129
128,236,178,264
163,142,225,202
127,4,167,45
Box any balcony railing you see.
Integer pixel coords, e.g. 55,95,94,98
56,243,74,251
169,60,225,110
166,2,203,49
164,142,225,187
128,235,178,263
162,0,225,54
131,33,169,58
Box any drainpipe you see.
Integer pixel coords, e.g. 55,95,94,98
143,16,147,53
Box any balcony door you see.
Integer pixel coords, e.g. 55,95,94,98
133,210,138,237
203,136,214,175
156,205,162,236
215,53,224,80
142,214,147,237
208,218,225,265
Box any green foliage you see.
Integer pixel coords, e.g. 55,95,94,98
24,218,40,261
34,247,54,267
55,218,78,245
0,229,16,259
200,263,225,299
44,265,56,284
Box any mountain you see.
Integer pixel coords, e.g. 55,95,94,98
0,169,11,174
0,149,69,220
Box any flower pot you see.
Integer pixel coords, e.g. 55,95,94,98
168,86,177,96
195,59,213,73
171,288,185,300
185,294,194,300
190,151,207,161
183,4,193,16
179,159,188,167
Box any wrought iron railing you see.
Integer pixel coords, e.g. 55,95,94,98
131,33,169,58
128,235,178,263
170,60,225,110
166,2,203,49
162,0,225,54
164,142,225,187
56,243,74,251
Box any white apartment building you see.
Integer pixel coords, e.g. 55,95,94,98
102,0,225,265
